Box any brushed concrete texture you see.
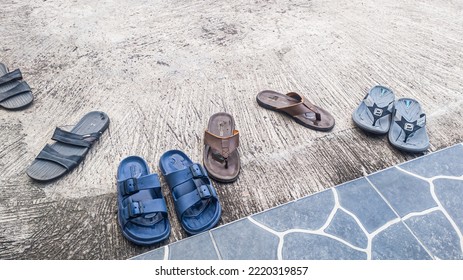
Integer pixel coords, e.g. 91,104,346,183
0,0,462,259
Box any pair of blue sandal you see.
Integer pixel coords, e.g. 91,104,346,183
116,150,221,245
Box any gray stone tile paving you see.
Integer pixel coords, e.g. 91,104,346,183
399,144,463,178
132,247,165,260
132,144,463,260
325,210,368,249
367,168,438,217
252,189,334,231
282,232,367,260
212,219,280,260
371,222,432,260
405,211,463,260
336,178,397,233
168,232,219,260
434,179,463,233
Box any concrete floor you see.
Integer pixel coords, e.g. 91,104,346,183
0,0,462,259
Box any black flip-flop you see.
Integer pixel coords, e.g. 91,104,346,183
26,111,110,182
0,62,33,110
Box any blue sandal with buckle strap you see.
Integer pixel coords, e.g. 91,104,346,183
117,156,170,245
159,150,221,235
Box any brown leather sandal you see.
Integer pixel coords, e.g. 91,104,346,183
203,112,240,183
256,90,335,131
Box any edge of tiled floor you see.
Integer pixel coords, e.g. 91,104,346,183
132,143,463,260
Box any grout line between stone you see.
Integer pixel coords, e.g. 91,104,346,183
396,166,463,253
249,209,368,259
402,207,440,221
208,230,223,260
248,216,284,260
365,175,436,259
163,245,169,260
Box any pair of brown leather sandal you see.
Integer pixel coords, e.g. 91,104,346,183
203,112,240,183
202,90,334,183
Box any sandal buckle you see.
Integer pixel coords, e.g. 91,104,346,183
128,201,143,218
197,184,212,199
123,178,139,195
190,164,205,178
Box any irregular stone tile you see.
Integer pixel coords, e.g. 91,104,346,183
434,179,463,233
325,209,368,249
169,232,219,260
372,222,431,260
282,232,366,260
399,144,463,178
211,219,279,259
131,247,165,260
252,189,334,231
368,167,437,217
336,178,398,233
405,210,463,260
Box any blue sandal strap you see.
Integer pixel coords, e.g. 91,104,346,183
0,81,30,102
121,198,167,220
117,174,160,196
164,163,207,189
175,179,217,218
36,144,82,170
0,69,22,86
52,127,102,148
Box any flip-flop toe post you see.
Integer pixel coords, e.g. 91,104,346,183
159,150,221,235
256,90,335,131
117,156,171,245
26,111,110,181
388,98,429,153
352,85,395,134
0,62,33,110
203,112,240,183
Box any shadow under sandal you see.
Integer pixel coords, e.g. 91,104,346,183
352,85,395,134
204,112,240,183
388,98,429,153
26,111,110,181
159,150,221,235
0,63,33,110
256,90,335,131
117,156,171,245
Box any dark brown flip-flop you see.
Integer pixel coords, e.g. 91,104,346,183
256,90,335,131
203,112,240,183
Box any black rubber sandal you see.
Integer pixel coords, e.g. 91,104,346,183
0,63,33,110
26,111,110,182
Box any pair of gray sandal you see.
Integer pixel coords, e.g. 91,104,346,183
353,86,429,153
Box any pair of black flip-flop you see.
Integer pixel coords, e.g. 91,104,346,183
352,85,429,153
0,63,33,110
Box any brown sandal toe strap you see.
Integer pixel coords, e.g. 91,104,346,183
277,92,321,120
204,130,239,164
